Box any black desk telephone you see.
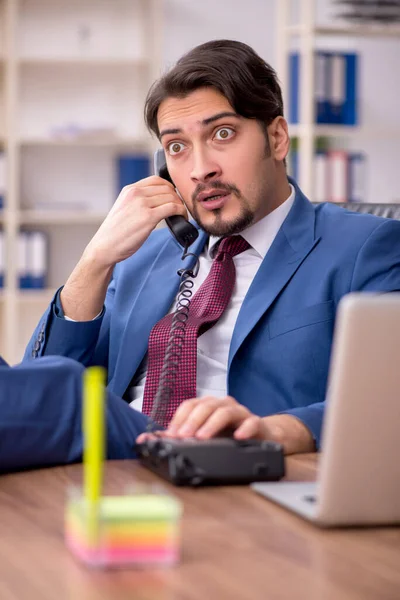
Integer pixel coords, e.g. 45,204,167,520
136,149,285,486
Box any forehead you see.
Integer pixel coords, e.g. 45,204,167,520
157,87,234,133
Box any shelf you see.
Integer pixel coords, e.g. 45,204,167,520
17,288,57,303
19,136,151,150
18,57,148,68
19,210,108,225
288,124,400,139
287,24,400,38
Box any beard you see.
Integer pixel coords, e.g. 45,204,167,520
190,181,255,237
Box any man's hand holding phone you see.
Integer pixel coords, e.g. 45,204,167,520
60,176,187,321
85,176,188,268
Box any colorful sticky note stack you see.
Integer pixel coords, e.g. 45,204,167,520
64,366,182,567
65,493,182,567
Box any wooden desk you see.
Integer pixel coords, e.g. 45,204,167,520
0,455,399,600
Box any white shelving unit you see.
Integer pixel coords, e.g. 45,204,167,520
0,0,163,363
276,0,400,200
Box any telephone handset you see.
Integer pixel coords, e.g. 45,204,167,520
154,149,199,250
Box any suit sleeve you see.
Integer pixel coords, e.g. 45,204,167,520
0,356,151,473
350,219,400,292
280,218,400,449
23,273,116,368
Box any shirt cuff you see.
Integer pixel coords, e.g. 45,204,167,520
54,287,104,321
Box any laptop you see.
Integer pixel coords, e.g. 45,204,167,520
251,292,400,527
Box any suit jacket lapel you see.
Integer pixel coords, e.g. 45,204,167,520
109,229,208,396
228,185,321,369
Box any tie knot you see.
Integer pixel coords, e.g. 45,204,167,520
215,235,250,260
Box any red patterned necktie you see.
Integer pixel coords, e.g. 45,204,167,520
142,235,250,427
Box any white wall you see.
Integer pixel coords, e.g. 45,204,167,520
161,0,400,204
162,0,277,68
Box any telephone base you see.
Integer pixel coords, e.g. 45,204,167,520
135,437,285,487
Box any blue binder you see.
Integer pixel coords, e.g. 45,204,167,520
289,53,300,124
343,53,358,126
30,231,48,289
289,51,358,125
315,52,331,123
117,154,151,194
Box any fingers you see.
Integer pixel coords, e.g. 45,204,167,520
234,415,265,440
132,175,175,189
167,396,251,440
167,397,205,436
117,181,187,218
195,404,250,439
151,201,188,223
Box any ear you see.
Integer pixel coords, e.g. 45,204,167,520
268,116,290,162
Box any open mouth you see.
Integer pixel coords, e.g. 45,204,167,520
199,192,230,211
202,193,227,202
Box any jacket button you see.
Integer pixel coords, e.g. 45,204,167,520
38,332,44,343
31,350,38,358
34,340,40,352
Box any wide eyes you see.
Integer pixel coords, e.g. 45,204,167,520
166,127,235,155
168,142,185,155
214,127,234,141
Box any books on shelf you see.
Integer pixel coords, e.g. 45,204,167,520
18,231,48,289
288,145,366,204
289,51,359,125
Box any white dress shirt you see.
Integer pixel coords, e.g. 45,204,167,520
128,185,295,412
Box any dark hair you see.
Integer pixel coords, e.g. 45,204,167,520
144,39,284,138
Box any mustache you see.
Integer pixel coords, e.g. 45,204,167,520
192,181,240,203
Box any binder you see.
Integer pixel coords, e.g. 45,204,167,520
315,52,330,123
329,53,346,124
342,53,358,126
289,51,358,125
289,53,299,124
18,231,31,289
348,153,366,203
328,151,348,203
117,154,150,195
29,231,48,289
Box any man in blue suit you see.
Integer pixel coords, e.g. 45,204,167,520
22,39,400,465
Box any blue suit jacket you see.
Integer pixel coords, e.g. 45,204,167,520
25,181,400,449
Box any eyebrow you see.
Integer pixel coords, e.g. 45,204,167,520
159,111,240,139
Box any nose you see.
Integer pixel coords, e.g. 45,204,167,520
190,148,221,183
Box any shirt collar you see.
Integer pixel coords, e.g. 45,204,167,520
207,183,296,259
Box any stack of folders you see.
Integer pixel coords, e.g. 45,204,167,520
289,51,358,125
18,231,48,289
289,144,366,204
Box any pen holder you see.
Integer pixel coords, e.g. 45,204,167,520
65,489,182,568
